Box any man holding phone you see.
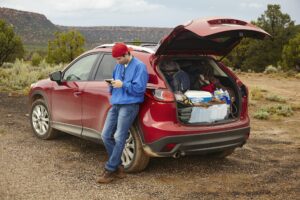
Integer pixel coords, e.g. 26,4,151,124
97,43,148,184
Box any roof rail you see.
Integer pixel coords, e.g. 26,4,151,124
94,43,156,54
123,41,157,45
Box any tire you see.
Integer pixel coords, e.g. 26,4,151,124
121,123,150,173
208,148,235,158
30,99,59,140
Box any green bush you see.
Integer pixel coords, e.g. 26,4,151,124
47,30,85,64
281,32,300,71
31,52,42,66
0,20,24,66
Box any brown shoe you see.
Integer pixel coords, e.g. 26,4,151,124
96,169,114,184
114,165,127,179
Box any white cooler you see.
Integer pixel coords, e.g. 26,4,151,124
188,104,229,123
184,90,229,123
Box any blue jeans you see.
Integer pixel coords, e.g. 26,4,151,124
101,104,139,172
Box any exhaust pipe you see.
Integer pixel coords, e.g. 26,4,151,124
172,151,181,159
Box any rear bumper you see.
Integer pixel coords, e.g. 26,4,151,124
143,126,250,157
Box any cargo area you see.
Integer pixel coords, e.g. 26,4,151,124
159,57,240,124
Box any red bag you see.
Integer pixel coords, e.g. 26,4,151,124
200,83,215,93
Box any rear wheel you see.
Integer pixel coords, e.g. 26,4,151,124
30,99,59,139
122,124,150,172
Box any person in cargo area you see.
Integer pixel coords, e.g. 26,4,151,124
96,43,149,184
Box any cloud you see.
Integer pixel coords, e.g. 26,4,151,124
240,2,264,9
1,0,164,13
50,0,115,11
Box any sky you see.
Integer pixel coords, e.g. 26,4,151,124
0,0,299,27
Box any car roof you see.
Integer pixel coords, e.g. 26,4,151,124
92,43,155,54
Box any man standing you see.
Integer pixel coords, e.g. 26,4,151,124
97,43,148,184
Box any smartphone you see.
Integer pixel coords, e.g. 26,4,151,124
104,79,114,84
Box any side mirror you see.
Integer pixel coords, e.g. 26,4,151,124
49,71,62,83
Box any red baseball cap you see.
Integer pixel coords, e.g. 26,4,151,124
112,42,131,58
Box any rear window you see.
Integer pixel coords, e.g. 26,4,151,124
94,54,117,80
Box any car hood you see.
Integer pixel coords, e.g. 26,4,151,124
155,17,271,56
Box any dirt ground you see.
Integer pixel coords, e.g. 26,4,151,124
0,73,299,200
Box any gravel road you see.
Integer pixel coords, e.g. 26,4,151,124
0,74,299,200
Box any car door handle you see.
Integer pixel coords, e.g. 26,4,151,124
73,91,82,97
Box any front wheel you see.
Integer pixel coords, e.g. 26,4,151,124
121,124,150,172
30,99,59,140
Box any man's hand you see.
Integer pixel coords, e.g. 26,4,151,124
112,79,123,88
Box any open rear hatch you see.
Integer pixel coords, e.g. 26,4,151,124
155,18,270,124
155,18,270,56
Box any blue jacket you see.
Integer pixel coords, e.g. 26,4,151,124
110,57,148,105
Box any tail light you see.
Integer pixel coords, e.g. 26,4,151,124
145,88,175,102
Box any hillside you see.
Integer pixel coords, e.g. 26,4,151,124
0,7,59,47
0,7,171,50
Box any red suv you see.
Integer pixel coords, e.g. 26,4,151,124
29,18,270,172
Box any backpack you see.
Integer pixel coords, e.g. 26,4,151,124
171,70,190,93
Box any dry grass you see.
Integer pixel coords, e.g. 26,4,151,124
0,59,63,95
250,87,266,101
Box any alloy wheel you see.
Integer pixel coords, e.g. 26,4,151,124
121,131,135,167
31,104,50,136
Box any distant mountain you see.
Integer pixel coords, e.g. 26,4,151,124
0,7,171,50
59,25,171,48
0,7,59,47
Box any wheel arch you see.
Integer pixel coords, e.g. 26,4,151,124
29,90,50,108
134,119,146,144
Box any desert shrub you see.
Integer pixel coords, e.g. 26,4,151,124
267,104,293,117
295,73,300,79
264,65,278,74
1,62,14,68
250,87,265,100
0,68,9,79
284,70,297,77
291,103,300,111
265,94,286,102
255,104,294,120
0,59,63,94
254,110,270,120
